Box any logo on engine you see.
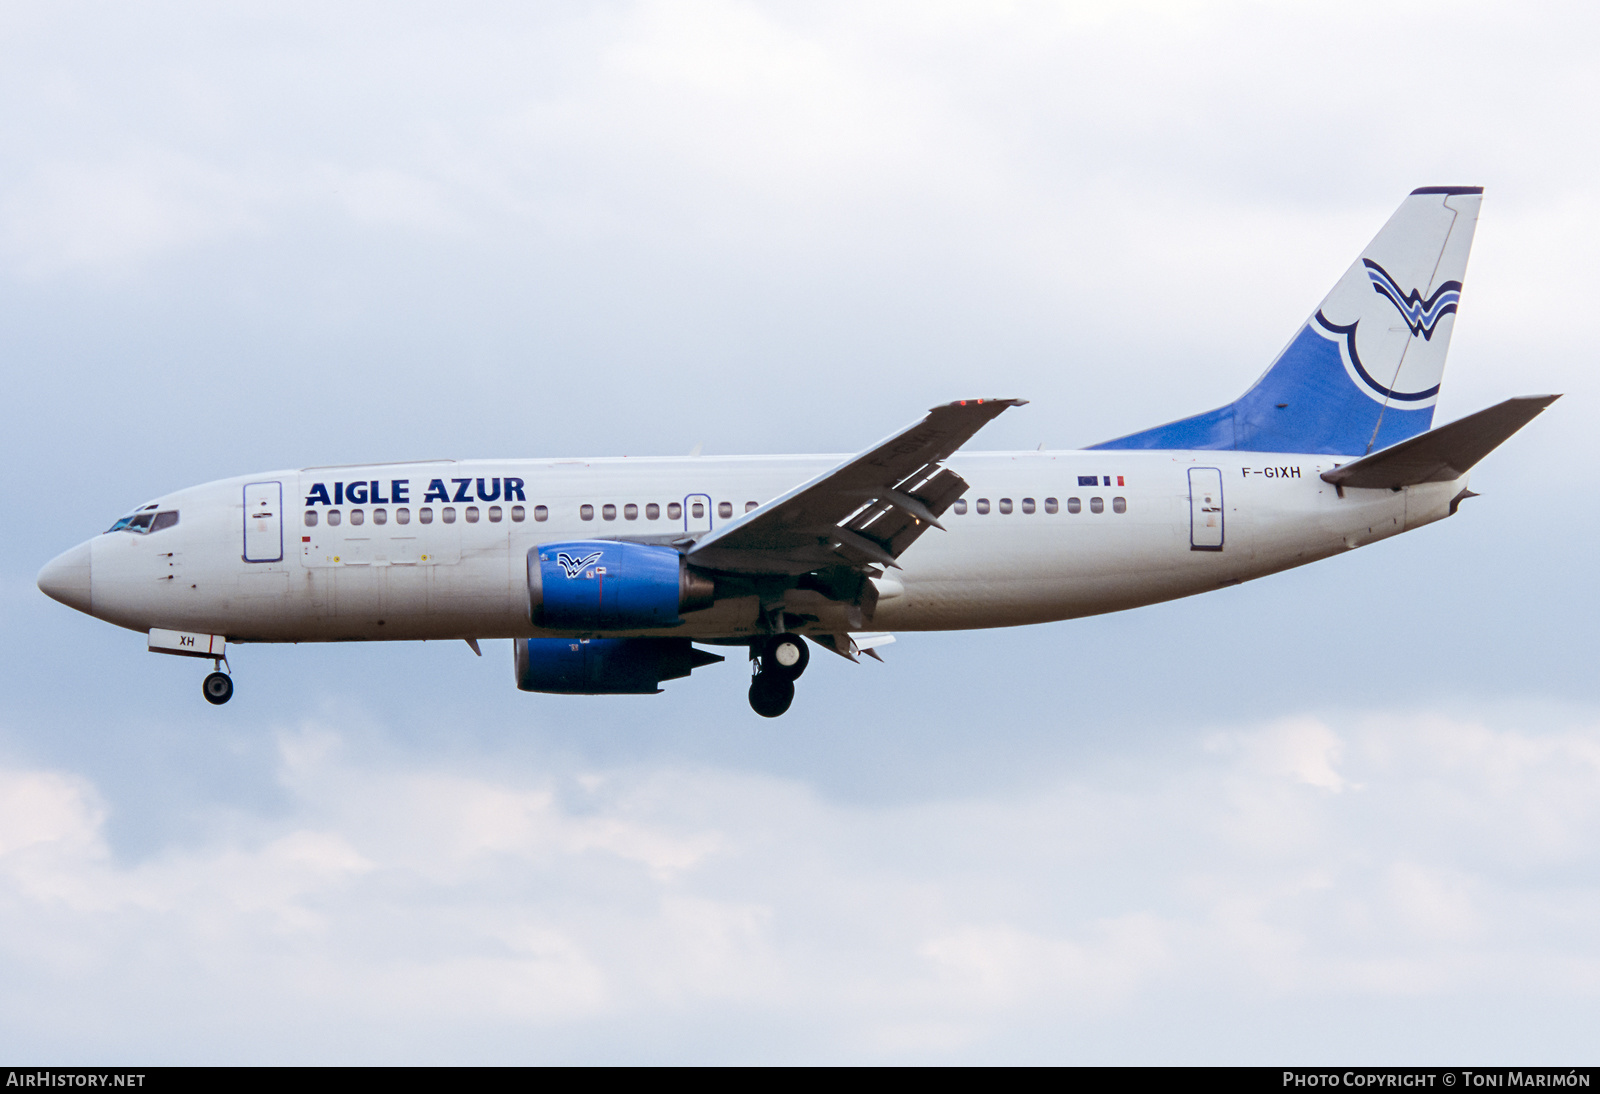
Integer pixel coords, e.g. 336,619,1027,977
555,550,602,578
1363,259,1461,340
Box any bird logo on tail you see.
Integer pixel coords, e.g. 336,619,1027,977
1363,259,1461,340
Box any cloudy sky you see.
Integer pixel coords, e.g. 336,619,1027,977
3,0,1598,1063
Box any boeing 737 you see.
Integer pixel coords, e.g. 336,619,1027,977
37,186,1556,716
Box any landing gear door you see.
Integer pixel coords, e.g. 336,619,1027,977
683,493,713,535
243,481,284,562
1188,468,1224,552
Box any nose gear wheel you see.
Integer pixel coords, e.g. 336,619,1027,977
202,671,234,705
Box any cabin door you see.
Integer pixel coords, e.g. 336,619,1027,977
243,481,284,562
1188,468,1224,552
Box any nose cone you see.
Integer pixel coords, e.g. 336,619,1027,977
38,541,93,615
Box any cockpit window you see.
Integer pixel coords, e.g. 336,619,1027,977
107,509,178,534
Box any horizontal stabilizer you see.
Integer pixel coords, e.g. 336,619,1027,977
1321,395,1559,490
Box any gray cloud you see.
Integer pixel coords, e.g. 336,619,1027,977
2,707,1598,1062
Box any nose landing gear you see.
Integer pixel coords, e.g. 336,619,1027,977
202,654,233,705
748,634,809,717
202,671,233,705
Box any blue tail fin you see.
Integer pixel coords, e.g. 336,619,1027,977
1091,187,1482,455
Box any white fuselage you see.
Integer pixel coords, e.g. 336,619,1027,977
69,449,1465,645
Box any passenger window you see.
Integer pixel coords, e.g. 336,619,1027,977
419,507,433,524
691,502,704,519
745,501,758,513
580,504,594,521
465,506,480,523
718,501,732,519
1021,498,1035,514
1090,497,1104,514
442,507,457,524
953,500,967,515
396,508,410,525
531,505,545,522
350,509,364,526
512,506,526,522
998,498,1013,514
304,510,318,528
602,504,617,521
151,511,179,532
1113,496,1127,514
1044,497,1059,514
624,503,638,520
1066,498,1081,514
668,502,682,520
646,503,660,520
489,506,503,522
976,499,990,515
373,508,387,525
328,510,342,526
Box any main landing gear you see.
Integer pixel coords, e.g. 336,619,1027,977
748,634,809,718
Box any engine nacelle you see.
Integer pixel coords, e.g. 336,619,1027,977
528,541,715,630
514,637,724,694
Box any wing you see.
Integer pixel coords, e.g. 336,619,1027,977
687,398,1025,575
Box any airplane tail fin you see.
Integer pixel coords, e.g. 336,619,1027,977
1092,187,1483,456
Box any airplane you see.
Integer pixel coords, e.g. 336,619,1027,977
36,186,1557,717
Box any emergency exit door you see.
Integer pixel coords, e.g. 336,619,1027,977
683,493,713,534
1188,468,1224,551
243,481,284,562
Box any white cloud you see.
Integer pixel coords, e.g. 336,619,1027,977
2,707,1598,1061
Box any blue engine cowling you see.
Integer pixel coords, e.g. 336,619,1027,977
529,541,715,630
514,637,724,694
